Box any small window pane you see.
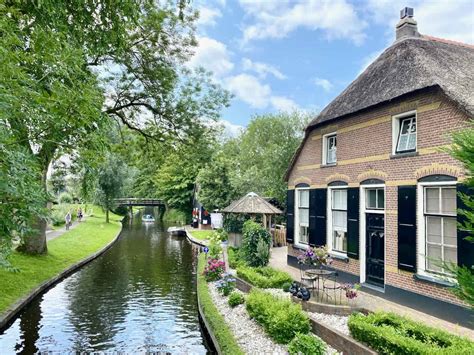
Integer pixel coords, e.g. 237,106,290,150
326,135,337,163
299,208,309,225
441,188,456,214
425,188,440,213
299,190,309,208
332,230,347,252
426,244,442,272
444,246,457,265
300,226,309,244
426,216,442,243
443,218,457,246
367,189,377,209
332,190,347,210
398,135,408,151
333,211,347,230
407,133,416,150
377,189,384,209
400,119,411,134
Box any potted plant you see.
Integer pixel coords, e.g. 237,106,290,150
297,245,333,269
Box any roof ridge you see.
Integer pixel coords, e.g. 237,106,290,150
422,35,474,50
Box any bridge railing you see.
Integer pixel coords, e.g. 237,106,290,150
114,198,164,206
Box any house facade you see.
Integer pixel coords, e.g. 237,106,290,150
285,9,474,322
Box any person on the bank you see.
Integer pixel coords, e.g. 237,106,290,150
77,208,83,222
65,211,72,230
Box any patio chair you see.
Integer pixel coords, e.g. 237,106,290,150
299,266,317,290
322,272,342,305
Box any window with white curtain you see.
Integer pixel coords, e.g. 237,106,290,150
331,189,347,253
323,133,337,165
424,186,457,274
297,189,309,244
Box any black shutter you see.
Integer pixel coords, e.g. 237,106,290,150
457,184,474,268
397,186,417,272
310,188,327,247
347,188,359,259
286,189,295,243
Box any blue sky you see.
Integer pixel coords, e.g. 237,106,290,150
189,0,474,134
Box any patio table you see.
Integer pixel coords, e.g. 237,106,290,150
305,269,336,301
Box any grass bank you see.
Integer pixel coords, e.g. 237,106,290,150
0,206,122,315
190,230,213,240
197,253,243,355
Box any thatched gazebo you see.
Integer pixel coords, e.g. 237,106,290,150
222,192,282,232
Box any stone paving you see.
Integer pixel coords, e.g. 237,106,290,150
269,246,474,339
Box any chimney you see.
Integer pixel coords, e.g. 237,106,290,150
396,7,420,40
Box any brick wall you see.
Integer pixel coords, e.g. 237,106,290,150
287,87,472,307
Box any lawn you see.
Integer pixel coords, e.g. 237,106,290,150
0,206,122,315
191,230,214,240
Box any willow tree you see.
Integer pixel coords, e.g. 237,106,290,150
1,1,229,254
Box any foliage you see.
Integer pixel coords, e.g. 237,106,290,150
213,228,229,242
223,214,249,234
246,289,311,344
237,266,293,289
0,132,47,267
228,292,245,308
228,247,244,269
282,282,292,292
288,333,327,355
208,233,223,259
95,154,126,223
297,245,333,267
450,125,474,307
162,209,188,224
348,312,474,354
49,163,68,196
49,204,82,227
196,157,236,211
196,253,244,354
216,273,236,296
241,220,272,267
58,192,73,204
255,238,270,267
0,206,121,314
203,258,225,282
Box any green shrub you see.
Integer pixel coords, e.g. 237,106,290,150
224,214,249,233
282,282,292,292
288,333,327,355
237,265,293,288
209,232,223,259
58,192,73,204
348,312,474,354
163,208,188,224
228,247,244,269
214,228,228,241
241,220,272,267
228,292,245,308
246,290,310,344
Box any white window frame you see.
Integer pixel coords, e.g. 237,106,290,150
322,132,337,165
365,188,385,210
327,186,348,257
359,184,385,286
392,110,417,155
417,181,458,279
295,187,310,248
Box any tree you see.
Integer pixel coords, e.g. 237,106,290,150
2,1,229,254
96,154,126,223
450,125,474,308
49,163,68,197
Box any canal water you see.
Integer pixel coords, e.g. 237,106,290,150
0,216,211,354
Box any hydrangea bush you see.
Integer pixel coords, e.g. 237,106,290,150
203,258,225,282
216,273,236,296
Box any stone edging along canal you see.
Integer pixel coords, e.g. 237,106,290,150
0,222,124,330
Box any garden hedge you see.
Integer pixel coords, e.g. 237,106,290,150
348,312,474,354
246,289,310,344
237,265,293,288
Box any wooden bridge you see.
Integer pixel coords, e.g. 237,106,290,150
114,198,164,207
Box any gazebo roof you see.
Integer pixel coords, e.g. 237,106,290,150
222,192,283,214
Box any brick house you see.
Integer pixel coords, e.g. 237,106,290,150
285,9,474,325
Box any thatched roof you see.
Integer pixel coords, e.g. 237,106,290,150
222,192,283,214
308,36,474,129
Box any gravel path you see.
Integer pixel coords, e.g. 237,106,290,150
309,312,350,336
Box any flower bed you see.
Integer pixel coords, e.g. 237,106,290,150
236,265,293,289
348,312,474,354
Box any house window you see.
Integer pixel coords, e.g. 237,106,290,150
366,188,384,210
424,186,457,274
393,112,417,154
323,134,337,164
296,189,309,245
331,189,347,253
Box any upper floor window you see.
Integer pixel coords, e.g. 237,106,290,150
296,189,309,245
323,133,337,165
393,111,417,155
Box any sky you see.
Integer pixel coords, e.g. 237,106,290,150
188,0,474,135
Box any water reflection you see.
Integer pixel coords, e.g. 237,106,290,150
0,216,209,353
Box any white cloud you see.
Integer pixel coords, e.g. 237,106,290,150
225,74,271,108
220,119,244,137
239,0,367,45
313,77,334,92
196,6,222,27
366,0,474,44
188,37,234,77
242,58,286,80
270,96,300,112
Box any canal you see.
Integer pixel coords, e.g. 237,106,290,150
0,216,211,353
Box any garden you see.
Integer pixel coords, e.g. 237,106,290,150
198,220,474,355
